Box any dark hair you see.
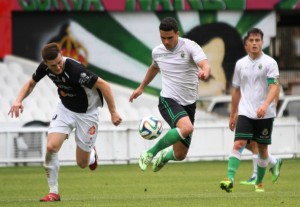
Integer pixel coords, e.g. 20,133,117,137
42,42,61,61
245,28,264,40
159,17,178,32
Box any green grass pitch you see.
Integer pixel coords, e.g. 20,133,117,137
0,159,299,207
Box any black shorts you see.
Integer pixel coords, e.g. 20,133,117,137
158,96,196,148
235,115,274,145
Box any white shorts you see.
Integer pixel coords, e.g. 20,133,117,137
48,102,99,152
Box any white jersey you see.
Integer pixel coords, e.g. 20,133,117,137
232,52,279,119
152,37,207,105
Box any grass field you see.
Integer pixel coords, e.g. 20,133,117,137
0,158,299,207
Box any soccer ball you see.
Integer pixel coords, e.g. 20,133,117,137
138,116,163,140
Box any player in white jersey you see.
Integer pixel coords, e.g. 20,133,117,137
8,43,122,202
239,36,282,186
129,17,211,172
220,28,281,193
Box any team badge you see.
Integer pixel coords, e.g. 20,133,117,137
262,128,268,136
180,51,185,58
258,64,262,70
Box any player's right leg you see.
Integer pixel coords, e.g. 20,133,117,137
40,132,67,202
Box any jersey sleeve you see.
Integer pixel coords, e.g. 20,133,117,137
187,39,207,64
32,62,47,82
152,49,159,68
78,70,98,89
266,59,279,82
66,59,98,89
232,61,241,88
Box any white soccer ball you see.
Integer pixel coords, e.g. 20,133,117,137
138,116,163,140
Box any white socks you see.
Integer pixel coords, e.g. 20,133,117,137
89,148,96,165
44,152,59,194
268,153,277,167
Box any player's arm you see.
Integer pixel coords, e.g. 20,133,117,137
256,81,279,118
129,64,159,102
93,77,122,126
229,87,240,131
197,59,211,80
8,78,37,118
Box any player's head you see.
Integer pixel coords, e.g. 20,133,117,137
245,28,264,55
42,43,64,75
159,17,179,50
246,28,264,40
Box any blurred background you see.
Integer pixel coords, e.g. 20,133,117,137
0,0,299,166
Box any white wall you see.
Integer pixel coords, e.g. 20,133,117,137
0,117,298,166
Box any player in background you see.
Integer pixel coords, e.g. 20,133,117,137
8,43,122,202
239,36,283,185
220,28,281,193
129,17,211,172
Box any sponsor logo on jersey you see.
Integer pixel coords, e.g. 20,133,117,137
88,126,96,135
79,72,91,84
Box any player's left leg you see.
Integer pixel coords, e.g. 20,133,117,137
255,144,269,192
254,117,273,192
74,111,99,170
76,146,98,170
152,140,188,172
268,154,283,183
139,97,195,171
152,101,195,172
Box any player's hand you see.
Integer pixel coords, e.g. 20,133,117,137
111,112,122,126
198,70,210,80
8,102,24,118
256,103,268,118
229,113,237,131
129,87,143,103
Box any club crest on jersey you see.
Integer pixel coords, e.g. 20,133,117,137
180,51,185,58
258,64,263,70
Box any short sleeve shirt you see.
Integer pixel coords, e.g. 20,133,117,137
232,52,279,118
152,37,207,105
33,57,103,113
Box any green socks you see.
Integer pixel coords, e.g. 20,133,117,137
227,156,241,181
162,149,177,162
148,128,181,157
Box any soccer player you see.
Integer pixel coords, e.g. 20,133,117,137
8,42,122,202
129,17,211,172
220,28,280,193
239,36,282,185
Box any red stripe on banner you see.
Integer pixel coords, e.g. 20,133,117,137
246,0,280,10
0,0,12,58
102,0,126,11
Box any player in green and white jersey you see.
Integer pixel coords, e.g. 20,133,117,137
220,28,281,193
129,17,211,172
